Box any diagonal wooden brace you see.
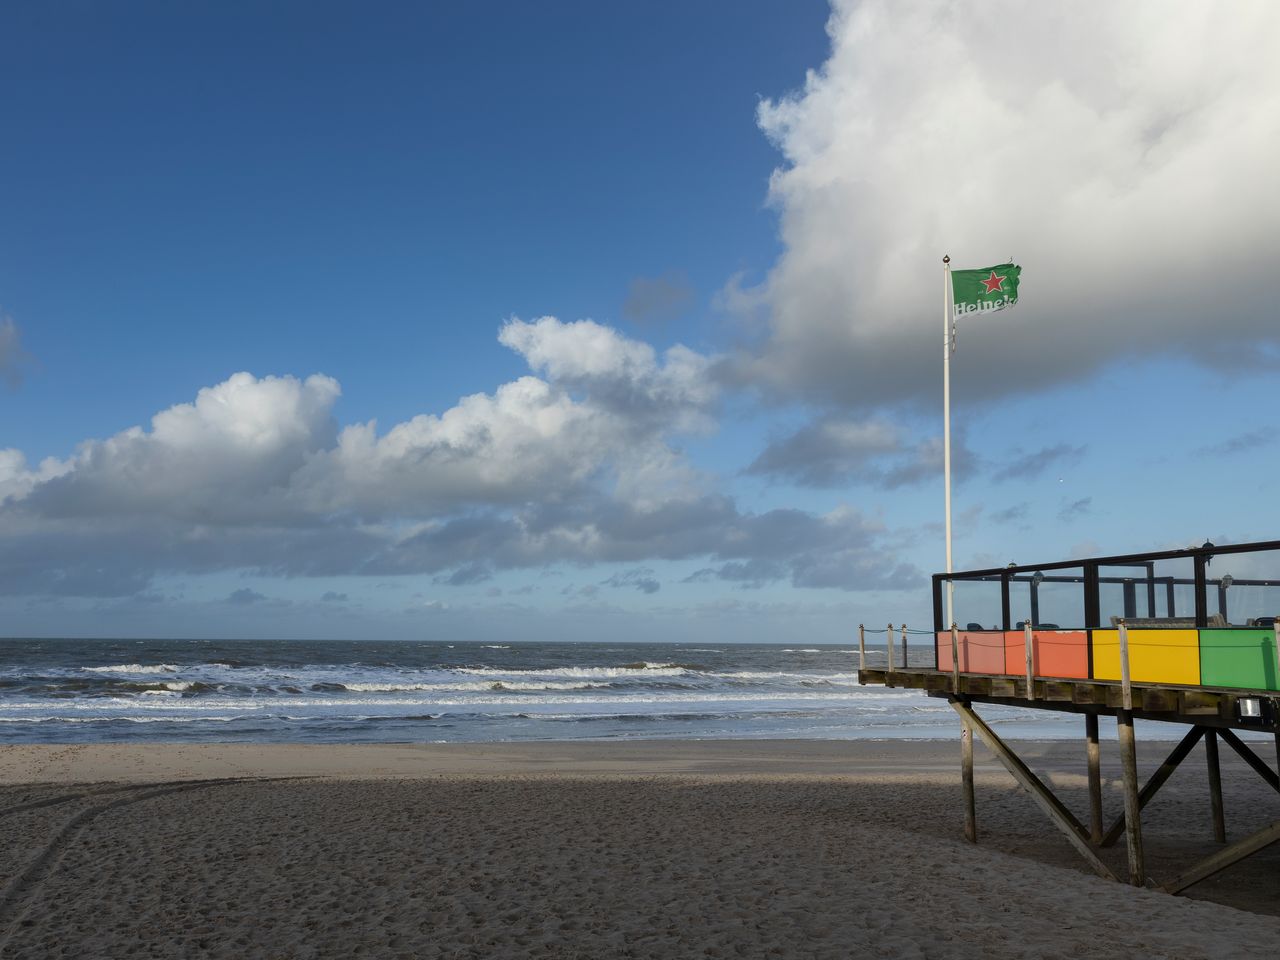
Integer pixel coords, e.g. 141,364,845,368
1218,729,1280,792
1161,819,1280,894
949,698,1118,882
1101,725,1205,848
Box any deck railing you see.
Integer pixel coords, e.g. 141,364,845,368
925,539,1280,695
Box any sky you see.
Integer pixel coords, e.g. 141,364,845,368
2,0,1279,643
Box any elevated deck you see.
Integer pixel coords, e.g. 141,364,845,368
858,539,1280,894
858,666,1280,732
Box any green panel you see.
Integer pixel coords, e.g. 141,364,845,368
1199,629,1280,691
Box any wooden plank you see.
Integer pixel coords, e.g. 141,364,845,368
1102,725,1204,848
1024,622,1034,701
961,677,993,696
1086,713,1103,845
950,624,960,694
1182,690,1224,716
1141,689,1180,713
1072,683,1107,705
1205,730,1226,843
1218,728,1280,791
1043,682,1073,702
948,699,1118,882
1117,710,1145,886
989,678,1016,698
1162,820,1280,894
1118,622,1133,711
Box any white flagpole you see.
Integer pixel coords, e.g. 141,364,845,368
942,255,954,630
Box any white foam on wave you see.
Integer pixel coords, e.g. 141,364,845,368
0,714,246,723
85,663,180,674
711,670,860,683
341,680,613,693
457,665,689,679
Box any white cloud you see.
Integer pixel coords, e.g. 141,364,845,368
500,316,716,428
0,318,918,597
306,317,716,517
19,372,339,524
731,0,1280,410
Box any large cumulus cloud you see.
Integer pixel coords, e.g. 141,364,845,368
0,317,919,597
729,0,1280,412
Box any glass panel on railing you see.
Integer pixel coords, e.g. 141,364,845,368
1008,567,1085,630
1207,546,1280,627
1097,557,1195,626
949,574,1003,631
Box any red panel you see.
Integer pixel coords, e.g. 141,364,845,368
1003,630,1090,680
935,631,1008,674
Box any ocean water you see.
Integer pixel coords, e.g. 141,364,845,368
0,637,1118,744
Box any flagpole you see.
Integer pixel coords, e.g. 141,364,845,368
942,255,954,630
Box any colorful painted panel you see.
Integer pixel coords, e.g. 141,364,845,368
1091,629,1200,685
1003,630,1089,679
1199,629,1280,691
936,631,1008,674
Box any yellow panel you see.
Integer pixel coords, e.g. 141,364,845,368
1091,629,1200,685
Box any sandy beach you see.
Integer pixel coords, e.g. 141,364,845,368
2,739,1278,959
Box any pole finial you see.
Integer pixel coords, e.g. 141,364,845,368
942,254,950,264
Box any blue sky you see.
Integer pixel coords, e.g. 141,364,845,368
2,0,1278,642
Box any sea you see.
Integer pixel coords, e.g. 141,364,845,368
0,637,1171,744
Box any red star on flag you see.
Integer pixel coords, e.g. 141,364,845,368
980,270,1006,294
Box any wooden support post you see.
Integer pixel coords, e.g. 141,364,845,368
900,623,908,669
949,698,1118,881
1102,725,1204,848
886,624,896,674
1162,820,1280,895
1085,713,1103,845
1205,729,1226,843
858,624,866,676
1118,620,1133,711
1117,709,1145,886
961,708,976,842
1024,621,1034,700
1219,728,1280,792
950,622,960,694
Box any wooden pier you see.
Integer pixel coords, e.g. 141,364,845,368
858,539,1280,894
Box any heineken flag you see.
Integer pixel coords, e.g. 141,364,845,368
951,263,1021,315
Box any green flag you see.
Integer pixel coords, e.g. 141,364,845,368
950,263,1021,315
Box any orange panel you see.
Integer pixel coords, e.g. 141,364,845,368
936,631,1008,674
1003,630,1090,679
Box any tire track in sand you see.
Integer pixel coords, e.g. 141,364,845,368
0,777,301,953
